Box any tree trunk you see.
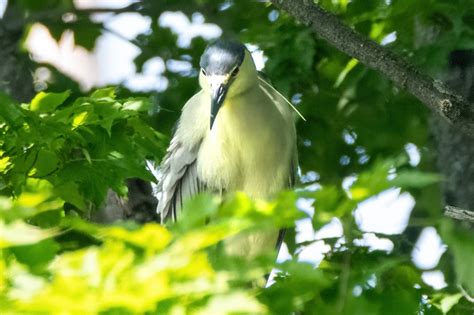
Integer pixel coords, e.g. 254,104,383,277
432,50,474,214
0,4,34,101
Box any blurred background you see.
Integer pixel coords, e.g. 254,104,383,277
1,0,473,313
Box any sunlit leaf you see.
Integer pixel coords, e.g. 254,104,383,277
123,98,152,112
196,292,267,314
432,292,463,314
102,224,172,252
0,221,57,248
72,111,89,129
91,87,116,100
0,156,12,172
334,58,359,87
30,91,70,113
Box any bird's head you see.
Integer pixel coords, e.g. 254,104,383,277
199,39,258,129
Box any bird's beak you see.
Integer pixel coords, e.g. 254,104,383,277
209,76,229,130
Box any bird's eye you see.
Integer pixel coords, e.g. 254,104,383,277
231,67,239,77
201,68,207,76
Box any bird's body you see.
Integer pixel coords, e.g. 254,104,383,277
157,40,298,256
180,84,296,199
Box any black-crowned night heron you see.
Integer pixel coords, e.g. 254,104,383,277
157,39,301,257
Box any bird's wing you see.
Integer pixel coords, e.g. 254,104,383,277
156,129,204,223
275,152,298,249
288,154,298,188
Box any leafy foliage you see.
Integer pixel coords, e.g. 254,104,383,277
0,88,164,212
1,0,474,314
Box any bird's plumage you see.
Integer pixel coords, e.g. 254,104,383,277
156,40,298,256
200,40,245,75
156,133,204,222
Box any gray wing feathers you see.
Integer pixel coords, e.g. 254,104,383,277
157,136,203,223
289,157,297,188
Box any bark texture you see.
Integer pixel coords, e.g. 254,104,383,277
445,205,474,224
91,179,158,224
432,51,474,215
0,5,34,101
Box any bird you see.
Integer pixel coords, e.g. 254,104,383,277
156,39,301,257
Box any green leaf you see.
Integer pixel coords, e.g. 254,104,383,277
90,87,116,100
30,149,59,178
30,91,71,113
312,186,354,229
197,292,267,314
350,160,392,201
92,101,122,134
123,98,152,112
11,239,60,271
392,170,442,188
177,193,220,230
334,58,359,87
434,293,463,314
0,93,23,126
29,210,63,228
102,224,172,251
17,0,73,11
73,21,101,50
54,181,86,210
440,220,474,294
128,117,167,154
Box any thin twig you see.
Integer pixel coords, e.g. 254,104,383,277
27,2,144,23
102,26,141,48
444,205,474,224
336,249,351,314
74,2,144,14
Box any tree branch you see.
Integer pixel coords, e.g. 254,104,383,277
74,2,144,14
26,2,145,24
444,205,474,224
271,0,474,137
